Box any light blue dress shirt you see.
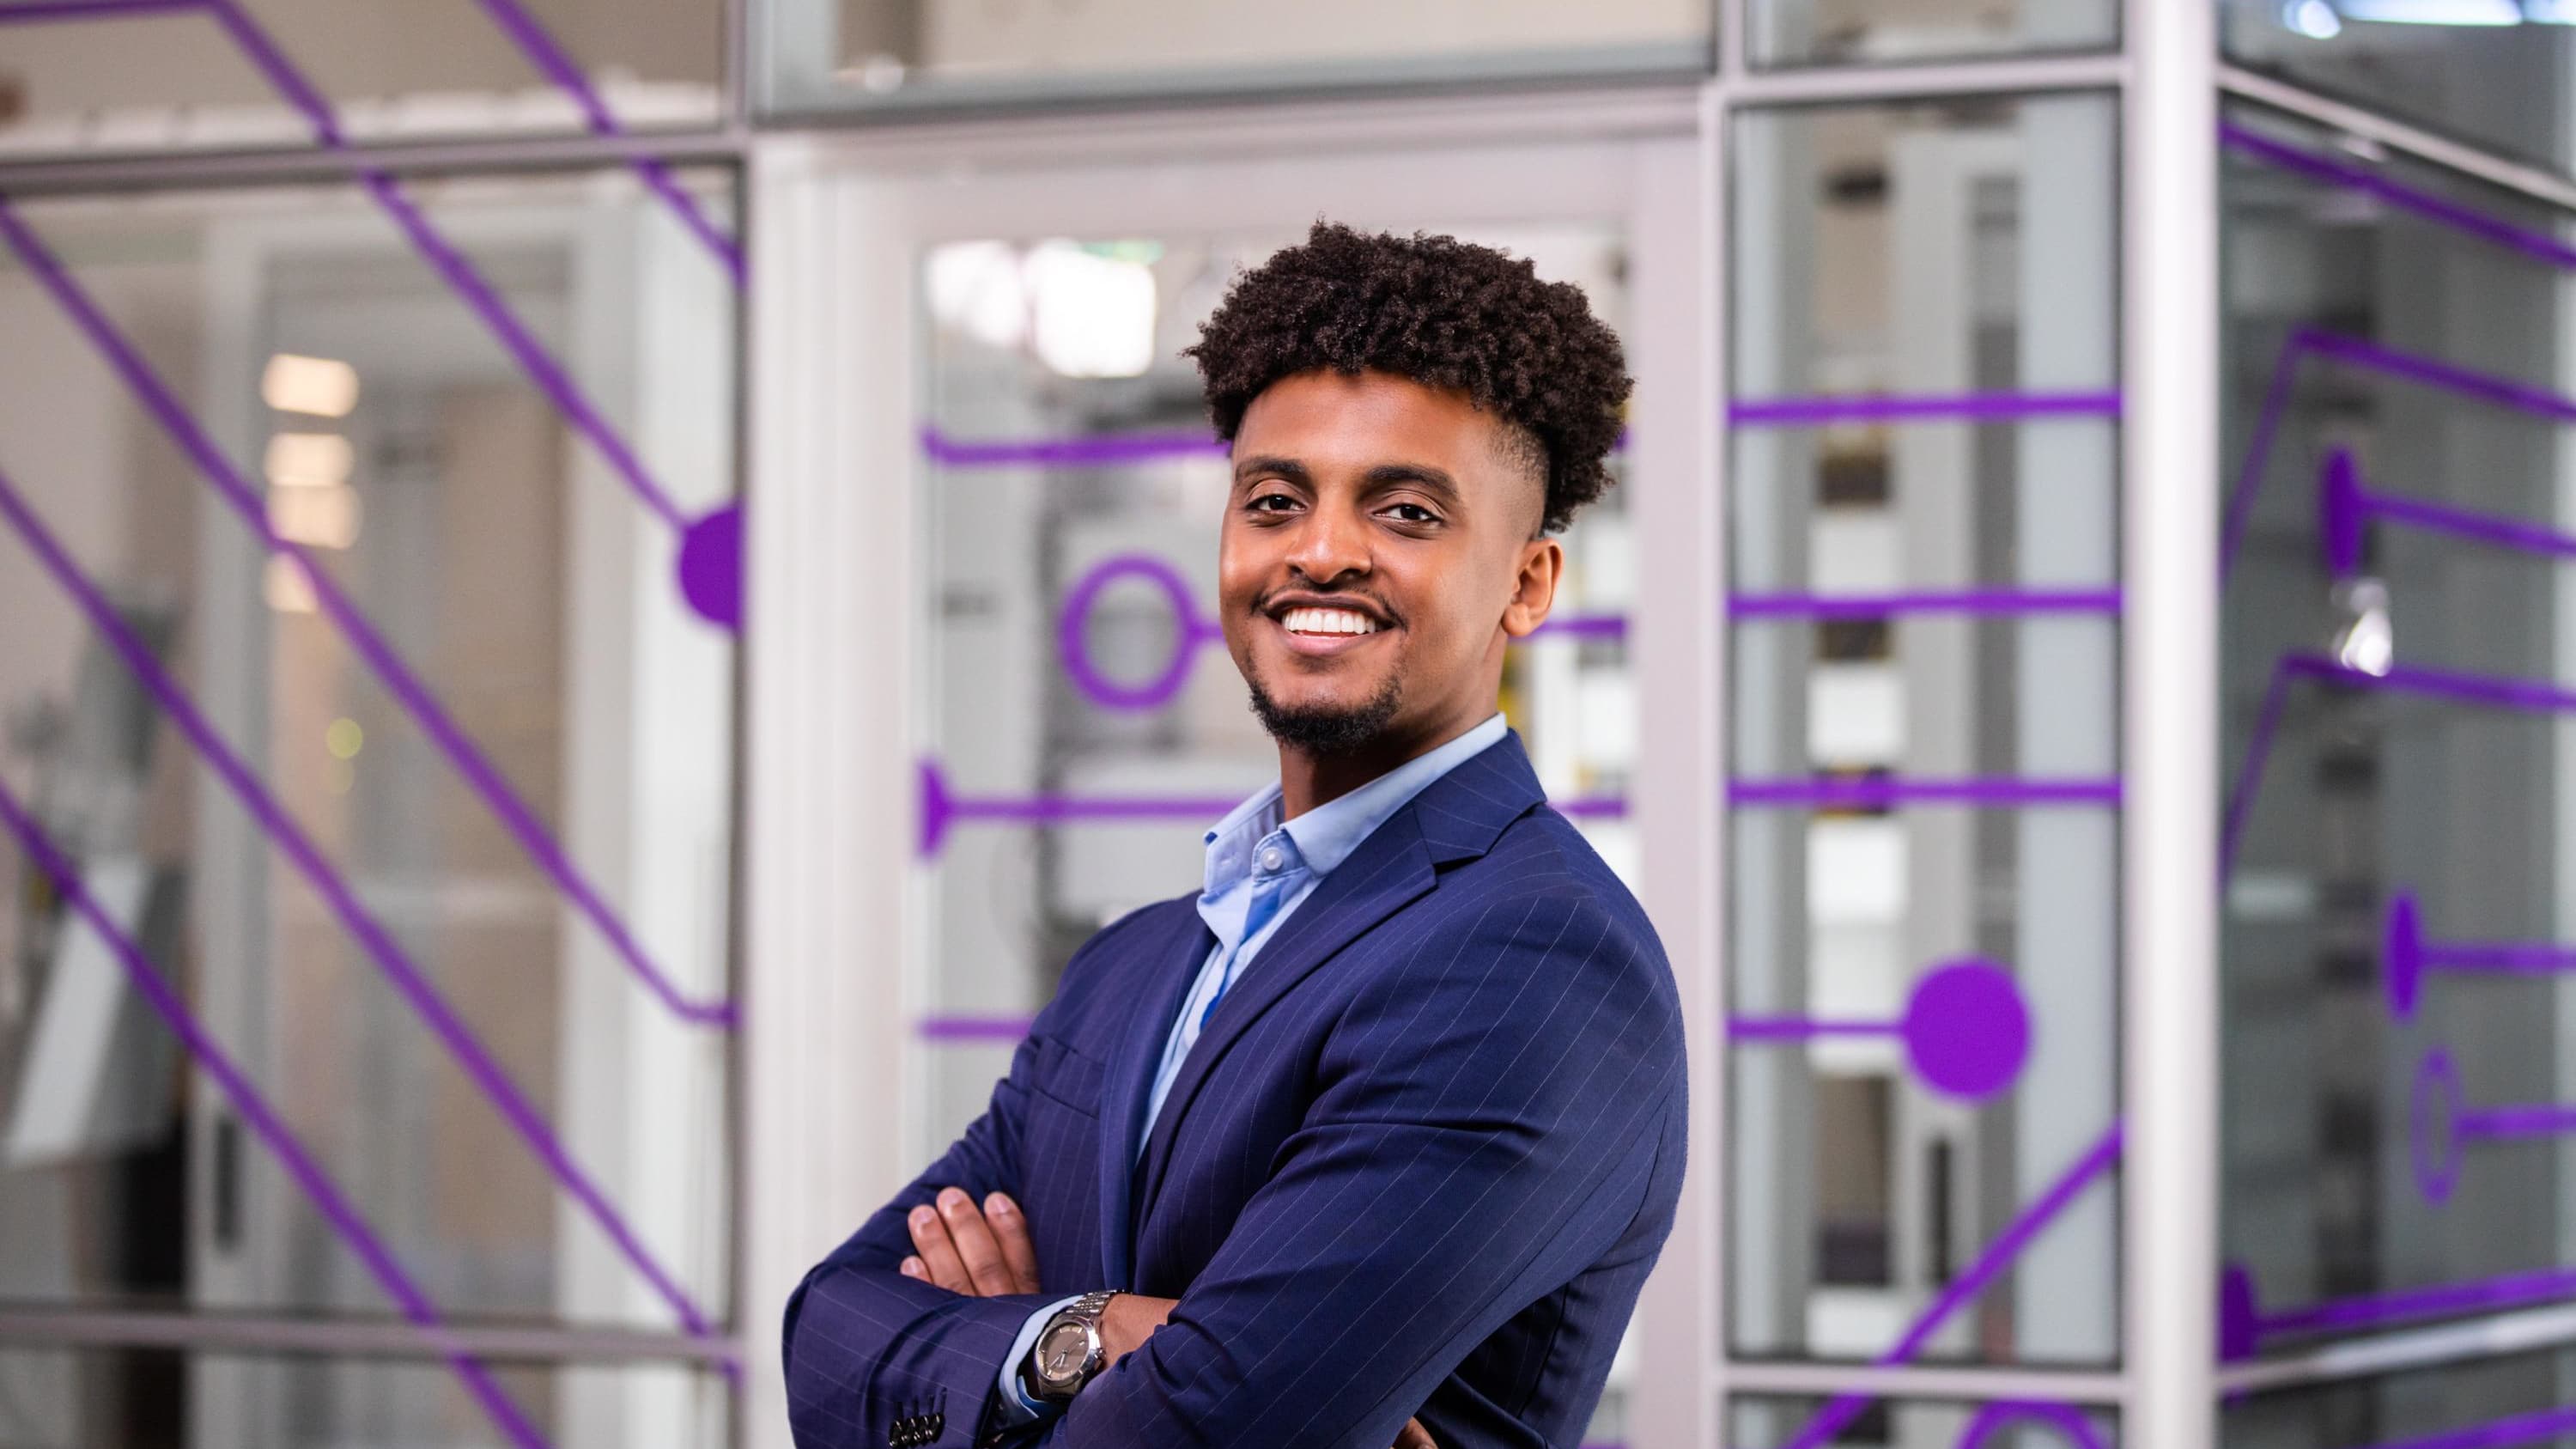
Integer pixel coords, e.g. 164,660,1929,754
989,713,1510,1429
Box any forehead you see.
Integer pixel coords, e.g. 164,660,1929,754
1233,368,1505,475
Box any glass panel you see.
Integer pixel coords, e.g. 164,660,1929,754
2225,1345,2576,1447
757,0,1710,115
914,222,1637,1154
2219,109,2576,1360
0,1342,726,1448
1752,0,2117,68
1727,94,2122,1368
1732,1391,2119,1449
2221,3,2576,183
0,0,726,155
0,171,738,1332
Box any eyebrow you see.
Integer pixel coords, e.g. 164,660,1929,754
1231,455,1466,509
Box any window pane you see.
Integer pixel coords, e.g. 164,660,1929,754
757,0,1710,115
2225,1344,2576,1447
0,0,725,155
1732,1391,2119,1448
2220,109,2576,1361
2223,4,2576,183
0,171,738,1333
1752,0,2117,68
1727,93,2122,1368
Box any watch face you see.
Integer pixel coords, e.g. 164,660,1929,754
1037,1321,1090,1381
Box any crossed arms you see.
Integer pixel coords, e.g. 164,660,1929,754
780,888,1680,1449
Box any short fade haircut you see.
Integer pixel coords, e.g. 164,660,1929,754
1185,221,1631,536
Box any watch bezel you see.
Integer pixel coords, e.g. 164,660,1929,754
1026,1292,1115,1402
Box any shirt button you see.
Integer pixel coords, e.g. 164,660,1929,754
1258,845,1285,873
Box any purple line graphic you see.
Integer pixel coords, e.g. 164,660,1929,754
1728,389,2121,428
2354,1404,2576,1449
2410,1047,2576,1204
916,758,1625,859
1779,1123,2124,1449
1954,1403,2106,1449
2319,447,2576,578
0,202,729,1031
1729,958,2031,1101
2221,1259,2576,1361
2223,652,2576,885
2221,123,2576,274
1052,553,1628,712
0,461,717,1340
0,776,550,1449
920,1014,1037,1043
1730,588,2120,620
2221,329,2576,582
2379,889,2576,1022
0,0,196,16
1729,776,2121,810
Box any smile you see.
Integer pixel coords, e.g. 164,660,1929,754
1281,606,1384,636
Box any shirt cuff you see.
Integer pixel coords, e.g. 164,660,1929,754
991,1294,1085,1428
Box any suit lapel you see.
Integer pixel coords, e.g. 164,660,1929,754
1126,732,1550,1236
1095,910,1210,1289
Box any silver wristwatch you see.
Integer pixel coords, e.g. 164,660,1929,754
1023,1289,1119,1403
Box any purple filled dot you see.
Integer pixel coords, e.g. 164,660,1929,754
2383,889,2424,1021
2410,1047,2464,1205
1902,959,2030,1102
2217,1263,2261,1362
2319,447,2366,580
678,502,744,631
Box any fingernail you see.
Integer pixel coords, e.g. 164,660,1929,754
901,1257,922,1276
987,1194,1013,1215
910,1206,934,1227
939,1187,968,1209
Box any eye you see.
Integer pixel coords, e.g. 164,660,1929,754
1246,490,1302,514
1382,502,1441,525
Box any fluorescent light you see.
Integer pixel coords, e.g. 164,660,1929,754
260,353,359,417
1024,241,1159,380
2283,0,2345,35
268,484,361,549
265,431,352,489
2337,0,2519,22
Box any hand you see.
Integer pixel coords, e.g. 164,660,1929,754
1075,1288,1437,1444
1393,1417,1437,1448
897,1187,1041,1296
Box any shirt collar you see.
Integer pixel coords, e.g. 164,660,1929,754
1200,712,1509,896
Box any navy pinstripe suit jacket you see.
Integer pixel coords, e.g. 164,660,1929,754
783,732,1687,1449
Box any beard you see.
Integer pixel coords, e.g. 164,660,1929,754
1246,667,1401,754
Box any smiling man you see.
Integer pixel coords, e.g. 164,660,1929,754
782,222,1686,1449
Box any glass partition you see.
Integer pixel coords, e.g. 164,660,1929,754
1751,0,2117,68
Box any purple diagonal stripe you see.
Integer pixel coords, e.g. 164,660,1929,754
2362,488,2576,563
920,1014,1039,1043
920,425,1228,470
0,777,550,1449
2357,1406,2576,1449
1728,776,2121,809
0,0,194,17
1729,588,2120,619
0,199,729,1031
2261,1265,2576,1338
1729,389,2121,427
461,0,744,283
0,460,717,1339
2220,329,2311,583
2304,331,2576,426
1780,1123,2123,1449
2222,124,2576,276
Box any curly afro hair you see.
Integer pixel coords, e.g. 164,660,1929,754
1185,221,1631,536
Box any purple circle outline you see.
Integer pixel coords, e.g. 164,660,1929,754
1902,958,2032,1102
1955,1400,2106,1449
1057,554,1216,710
2411,1047,2465,1204
2384,890,2425,1021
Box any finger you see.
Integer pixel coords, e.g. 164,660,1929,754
985,1192,1042,1294
907,1202,973,1294
936,1187,1019,1297
898,1257,927,1281
1394,1416,1437,1448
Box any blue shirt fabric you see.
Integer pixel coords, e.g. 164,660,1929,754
990,713,1510,1428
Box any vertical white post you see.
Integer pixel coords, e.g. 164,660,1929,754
1627,97,1727,1449
2123,2,2220,1445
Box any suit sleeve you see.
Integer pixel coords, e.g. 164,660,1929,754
1036,886,1684,1449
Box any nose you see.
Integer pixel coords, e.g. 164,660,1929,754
1284,498,1370,588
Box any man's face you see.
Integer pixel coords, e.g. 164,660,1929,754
1218,368,1560,757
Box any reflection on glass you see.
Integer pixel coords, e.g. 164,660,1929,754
0,173,738,1332
1727,94,2121,1368
2225,1344,2576,1448
0,1342,726,1449
1731,1391,2118,1449
2220,110,2576,1355
762,0,1709,113
1753,0,2117,67
2221,3,2576,180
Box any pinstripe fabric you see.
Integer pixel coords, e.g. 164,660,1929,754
783,732,1687,1449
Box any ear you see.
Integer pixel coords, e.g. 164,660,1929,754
1499,537,1563,639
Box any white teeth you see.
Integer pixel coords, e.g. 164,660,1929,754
1283,606,1380,636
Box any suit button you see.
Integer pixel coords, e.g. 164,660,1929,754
931,1413,945,1438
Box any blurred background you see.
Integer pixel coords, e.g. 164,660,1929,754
0,2,2572,1446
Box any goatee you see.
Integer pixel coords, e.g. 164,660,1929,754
1247,672,1401,754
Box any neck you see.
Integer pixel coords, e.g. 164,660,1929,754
1276,704,1492,819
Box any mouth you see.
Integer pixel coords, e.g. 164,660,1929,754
1262,597,1394,658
